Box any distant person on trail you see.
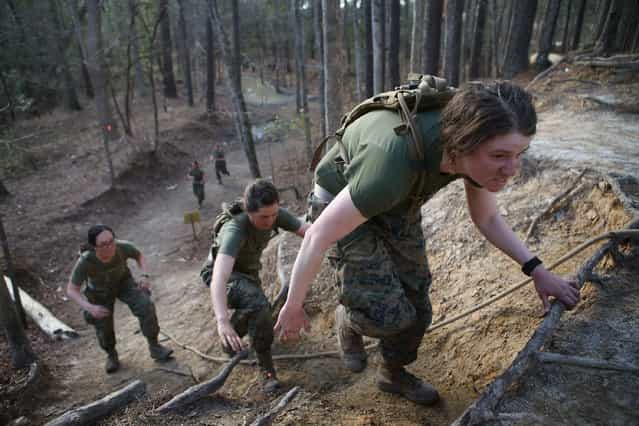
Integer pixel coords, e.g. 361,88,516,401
211,143,230,185
208,180,309,393
188,160,205,207
66,225,173,374
274,80,580,405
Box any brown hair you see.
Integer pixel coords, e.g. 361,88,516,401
243,179,279,212
440,81,536,161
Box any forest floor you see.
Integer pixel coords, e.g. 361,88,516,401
1,59,638,426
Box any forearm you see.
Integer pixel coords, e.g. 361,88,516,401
478,214,534,266
286,228,330,307
66,283,93,311
136,255,149,276
210,255,234,322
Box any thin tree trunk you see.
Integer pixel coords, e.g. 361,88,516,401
322,0,342,136
128,0,147,96
231,0,242,95
594,0,612,43
594,0,622,55
0,215,36,369
469,0,488,79
423,0,444,76
177,0,194,106
561,0,573,52
353,0,365,100
50,0,82,111
502,0,538,79
159,0,178,98
292,0,313,163
410,0,424,73
535,0,562,71
206,10,216,113
363,0,373,96
314,0,326,138
571,0,586,50
443,0,465,86
208,0,261,178
388,0,400,88
372,0,385,93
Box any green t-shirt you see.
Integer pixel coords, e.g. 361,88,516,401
315,109,460,219
190,168,204,184
70,240,141,289
217,208,301,277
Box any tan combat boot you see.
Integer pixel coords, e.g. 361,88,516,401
376,363,439,405
105,350,120,374
335,305,367,372
257,350,281,394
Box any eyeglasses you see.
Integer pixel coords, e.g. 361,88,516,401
96,239,115,249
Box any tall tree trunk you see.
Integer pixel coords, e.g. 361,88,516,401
616,1,639,52
177,0,194,106
571,0,587,50
50,0,82,111
594,0,622,55
159,0,178,98
342,1,352,69
128,0,147,96
410,0,424,73
322,0,342,136
502,0,538,79
363,0,374,96
535,0,562,72
443,0,465,86
594,0,612,43
292,0,313,163
231,0,242,95
561,0,573,52
353,0,365,100
388,0,400,88
208,1,260,178
314,0,326,138
372,0,385,93
206,9,216,113
0,215,36,369
86,0,116,186
423,0,444,76
469,0,487,79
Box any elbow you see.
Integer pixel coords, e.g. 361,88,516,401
304,224,333,253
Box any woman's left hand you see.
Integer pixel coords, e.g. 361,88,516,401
532,267,580,314
139,279,152,295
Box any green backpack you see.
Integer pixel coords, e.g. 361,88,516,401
309,74,456,171
199,199,244,287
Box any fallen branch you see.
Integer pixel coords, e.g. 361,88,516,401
526,57,566,90
1,361,40,398
524,170,586,243
44,380,146,426
452,220,639,426
535,351,639,374
249,386,301,426
4,276,79,339
155,350,248,414
581,95,639,114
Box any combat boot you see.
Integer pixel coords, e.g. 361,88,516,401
105,350,120,374
335,305,367,372
376,363,439,405
148,339,174,361
257,350,280,394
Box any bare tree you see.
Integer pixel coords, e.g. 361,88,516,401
363,0,373,96
469,0,488,79
49,0,82,111
372,0,385,93
177,0,194,106
561,0,573,52
594,0,622,55
206,8,216,113
292,0,313,163
410,0,424,72
594,0,612,43
388,0,400,88
352,0,366,100
443,0,465,86
0,215,36,369
230,0,242,95
322,0,342,135
502,1,538,79
571,0,587,50
128,0,147,97
314,0,326,138
423,0,444,75
159,0,178,98
0,179,9,198
535,0,562,72
208,0,261,178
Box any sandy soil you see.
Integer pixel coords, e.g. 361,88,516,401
1,60,638,426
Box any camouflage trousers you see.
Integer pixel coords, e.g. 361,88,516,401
193,182,205,204
309,192,433,367
83,276,160,354
226,272,274,355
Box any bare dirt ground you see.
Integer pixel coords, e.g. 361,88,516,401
2,60,638,426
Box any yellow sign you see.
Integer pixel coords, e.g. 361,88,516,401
183,211,201,224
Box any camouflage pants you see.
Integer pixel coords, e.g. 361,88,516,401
226,272,273,355
83,276,160,354
309,192,433,367
193,182,205,204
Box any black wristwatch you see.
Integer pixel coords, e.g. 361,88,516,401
522,256,543,276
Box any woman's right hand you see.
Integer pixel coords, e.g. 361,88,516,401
88,304,111,319
217,318,245,353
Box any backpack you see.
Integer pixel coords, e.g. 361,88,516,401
309,74,456,172
199,199,244,287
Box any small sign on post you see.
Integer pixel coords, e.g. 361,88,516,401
183,211,201,240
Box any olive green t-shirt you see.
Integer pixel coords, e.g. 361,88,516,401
190,168,204,184
217,208,301,276
315,109,460,219
70,240,141,288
